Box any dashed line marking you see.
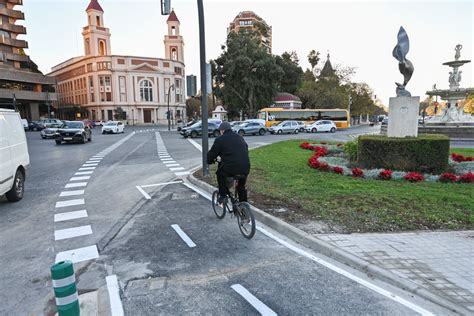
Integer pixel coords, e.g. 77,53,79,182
166,164,180,167
60,190,85,197
55,245,99,264
171,224,196,248
160,158,173,161
83,163,98,167
79,167,96,171
55,225,93,241
65,182,88,188
54,210,88,222
75,171,93,175
163,160,177,164
136,186,151,200
55,199,85,208
70,176,91,181
175,171,191,177
231,284,277,316
170,167,185,171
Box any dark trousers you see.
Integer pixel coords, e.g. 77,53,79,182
216,168,248,202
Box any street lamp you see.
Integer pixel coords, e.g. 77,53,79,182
167,83,175,131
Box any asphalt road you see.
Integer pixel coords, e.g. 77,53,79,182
0,124,464,315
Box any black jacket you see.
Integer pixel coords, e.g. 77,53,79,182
207,130,250,175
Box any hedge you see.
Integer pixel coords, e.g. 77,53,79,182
358,134,450,173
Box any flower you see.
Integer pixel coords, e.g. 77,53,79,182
318,163,331,171
379,169,393,180
458,172,474,183
300,142,314,150
352,168,364,178
313,146,328,157
308,157,321,169
332,166,344,174
404,172,424,182
451,153,474,163
439,172,457,183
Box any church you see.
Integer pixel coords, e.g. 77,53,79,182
48,0,186,125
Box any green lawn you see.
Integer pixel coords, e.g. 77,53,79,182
450,147,474,157
200,140,474,233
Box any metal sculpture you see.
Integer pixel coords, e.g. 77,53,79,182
392,27,414,97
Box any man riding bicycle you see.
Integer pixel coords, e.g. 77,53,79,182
207,122,250,204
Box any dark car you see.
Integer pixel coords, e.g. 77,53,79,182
28,121,45,131
55,121,92,145
180,121,220,138
177,120,197,132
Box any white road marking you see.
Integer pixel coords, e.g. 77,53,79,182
257,227,434,316
91,157,103,159
231,284,277,316
55,225,92,241
184,181,434,315
54,210,88,222
187,138,202,152
166,164,180,167
83,163,98,167
87,160,101,163
65,182,87,188
75,171,93,175
55,245,99,264
70,176,91,181
140,181,183,188
163,160,177,164
136,186,151,200
159,155,171,158
171,224,196,248
175,171,191,177
170,167,185,171
106,275,124,316
160,158,173,161
60,190,85,197
55,199,85,208
79,167,96,171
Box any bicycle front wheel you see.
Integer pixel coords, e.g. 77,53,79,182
236,202,256,239
212,190,226,219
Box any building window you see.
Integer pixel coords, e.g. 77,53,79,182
240,20,252,26
119,76,127,102
99,40,106,56
139,79,153,102
85,39,90,55
96,16,101,26
171,26,176,35
171,48,177,61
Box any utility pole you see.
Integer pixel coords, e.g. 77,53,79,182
348,95,352,127
167,84,174,131
198,0,209,176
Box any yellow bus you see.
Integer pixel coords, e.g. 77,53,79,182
257,108,350,128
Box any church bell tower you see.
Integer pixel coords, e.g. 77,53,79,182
82,0,111,56
164,10,185,63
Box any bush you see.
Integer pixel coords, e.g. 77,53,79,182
344,140,358,161
358,134,450,173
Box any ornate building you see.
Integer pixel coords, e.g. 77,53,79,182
227,11,272,53
0,0,57,120
49,0,186,124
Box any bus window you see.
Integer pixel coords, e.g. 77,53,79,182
258,111,267,120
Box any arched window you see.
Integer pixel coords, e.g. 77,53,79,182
139,79,153,102
85,39,90,55
171,26,176,35
171,48,177,61
99,40,106,56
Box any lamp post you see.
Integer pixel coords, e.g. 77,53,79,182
167,83,175,131
198,0,209,176
348,95,352,126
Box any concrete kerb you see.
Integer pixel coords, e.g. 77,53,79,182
187,173,470,316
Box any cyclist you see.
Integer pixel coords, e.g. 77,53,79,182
207,121,250,204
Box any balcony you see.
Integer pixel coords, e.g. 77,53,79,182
4,52,29,62
0,89,57,102
0,35,28,48
0,8,25,19
1,23,27,34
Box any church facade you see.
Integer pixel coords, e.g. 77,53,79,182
48,0,186,125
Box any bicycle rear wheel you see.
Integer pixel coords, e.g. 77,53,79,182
212,190,226,219
236,202,256,239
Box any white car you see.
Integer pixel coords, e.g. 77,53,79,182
305,120,337,133
102,121,125,134
0,109,30,202
268,121,300,134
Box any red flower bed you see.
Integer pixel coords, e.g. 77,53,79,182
379,170,393,180
439,173,458,183
332,166,344,174
352,168,364,178
451,153,474,162
300,142,314,150
308,156,320,169
318,163,331,171
458,172,474,183
313,146,328,157
404,172,424,182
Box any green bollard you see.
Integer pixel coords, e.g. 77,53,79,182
51,260,80,316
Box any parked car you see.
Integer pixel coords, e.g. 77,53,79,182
28,121,45,131
0,109,30,202
94,120,105,126
102,121,124,134
305,120,337,133
54,121,92,145
209,119,222,126
21,119,28,131
296,121,306,132
382,117,389,125
268,121,300,134
177,120,197,132
244,119,266,126
40,127,59,139
40,118,63,128
232,122,266,136
180,121,220,138
230,121,244,127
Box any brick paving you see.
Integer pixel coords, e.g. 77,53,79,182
319,231,474,311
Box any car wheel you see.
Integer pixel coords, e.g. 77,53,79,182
300,128,304,132
311,128,317,133
190,131,198,138
88,135,92,142
330,127,336,133
259,129,265,136
277,130,282,135
238,130,245,136
5,169,25,202
41,136,46,139
213,130,220,137
55,139,61,145
81,135,86,144
295,129,299,134
102,131,105,134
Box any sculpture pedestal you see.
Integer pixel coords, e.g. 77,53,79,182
387,96,420,137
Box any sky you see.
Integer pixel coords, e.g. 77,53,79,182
19,0,473,107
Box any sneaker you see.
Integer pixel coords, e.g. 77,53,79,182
217,196,226,204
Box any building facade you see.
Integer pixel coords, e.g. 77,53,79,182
272,93,302,109
227,11,272,53
0,0,57,120
48,0,186,125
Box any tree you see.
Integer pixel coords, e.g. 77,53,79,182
308,50,320,71
214,30,283,117
114,107,126,120
275,51,303,94
349,83,383,117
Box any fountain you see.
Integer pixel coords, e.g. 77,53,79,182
421,44,474,138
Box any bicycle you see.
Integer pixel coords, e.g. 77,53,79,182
212,175,256,239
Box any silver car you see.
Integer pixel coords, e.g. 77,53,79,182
232,122,266,136
268,121,300,134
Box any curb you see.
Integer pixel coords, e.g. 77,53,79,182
188,173,470,316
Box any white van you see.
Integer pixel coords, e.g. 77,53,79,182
0,109,30,202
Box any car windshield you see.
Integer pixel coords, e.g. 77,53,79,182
63,122,83,129
190,122,201,128
105,122,117,126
